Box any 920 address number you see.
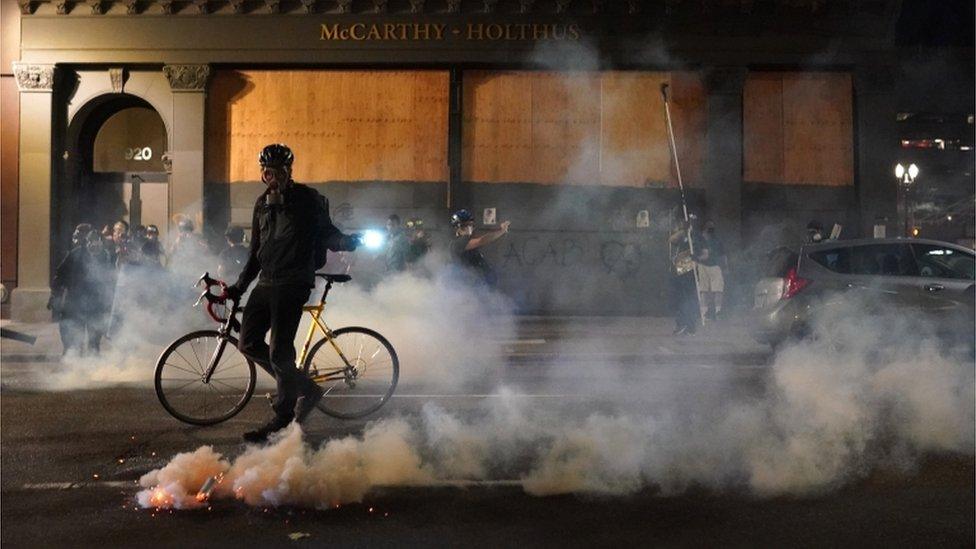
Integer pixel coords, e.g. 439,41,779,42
124,147,153,161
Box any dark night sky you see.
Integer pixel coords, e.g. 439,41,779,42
895,0,975,47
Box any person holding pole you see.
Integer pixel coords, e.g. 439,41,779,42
661,82,705,333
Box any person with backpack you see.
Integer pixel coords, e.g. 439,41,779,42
223,144,361,443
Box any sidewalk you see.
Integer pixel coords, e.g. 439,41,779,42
0,319,63,362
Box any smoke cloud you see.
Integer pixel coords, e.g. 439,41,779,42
139,294,973,510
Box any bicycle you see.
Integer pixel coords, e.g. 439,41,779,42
154,272,399,425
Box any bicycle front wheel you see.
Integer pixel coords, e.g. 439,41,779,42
304,326,399,419
155,330,256,425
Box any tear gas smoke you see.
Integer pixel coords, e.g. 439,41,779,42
42,244,516,391
140,295,973,510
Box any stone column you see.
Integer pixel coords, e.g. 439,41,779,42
854,65,899,237
163,64,210,233
702,67,746,250
11,63,56,321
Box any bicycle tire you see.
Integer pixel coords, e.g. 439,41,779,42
303,326,399,420
155,330,256,426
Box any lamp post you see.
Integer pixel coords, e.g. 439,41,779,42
894,163,919,237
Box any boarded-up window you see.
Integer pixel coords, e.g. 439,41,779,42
462,71,706,187
207,70,449,183
744,72,853,186
92,107,166,173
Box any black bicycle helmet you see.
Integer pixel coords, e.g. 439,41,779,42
259,143,294,168
451,209,474,227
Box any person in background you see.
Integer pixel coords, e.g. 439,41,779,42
168,217,208,259
449,209,509,287
669,216,701,336
50,229,113,355
806,220,825,244
405,217,431,265
384,214,410,273
697,220,726,321
142,224,164,267
111,220,131,268
217,226,250,281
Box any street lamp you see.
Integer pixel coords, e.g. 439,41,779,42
894,163,920,237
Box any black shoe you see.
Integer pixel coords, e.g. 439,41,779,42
242,416,292,444
672,326,687,336
295,386,325,424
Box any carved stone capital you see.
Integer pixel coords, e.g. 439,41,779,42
264,0,279,13
409,0,424,13
125,0,140,14
300,0,316,13
194,0,209,12
336,0,351,12
55,0,69,14
18,0,34,14
109,68,126,93
372,0,386,13
13,63,56,93
446,0,460,13
518,0,533,12
482,0,496,13
555,0,571,13
230,0,245,13
163,65,211,92
88,0,105,14
161,151,173,174
159,0,174,13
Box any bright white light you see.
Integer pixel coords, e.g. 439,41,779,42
895,163,905,179
363,230,385,250
908,163,919,179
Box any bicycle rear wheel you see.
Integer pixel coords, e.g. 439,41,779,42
155,330,256,425
304,326,399,419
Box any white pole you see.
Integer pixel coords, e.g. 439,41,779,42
660,83,705,326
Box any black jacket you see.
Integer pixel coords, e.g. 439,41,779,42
235,183,353,289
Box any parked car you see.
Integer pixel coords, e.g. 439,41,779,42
752,238,975,348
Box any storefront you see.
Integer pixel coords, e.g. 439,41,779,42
4,0,921,318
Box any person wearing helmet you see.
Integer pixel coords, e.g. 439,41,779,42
223,143,361,444
449,209,510,287
50,229,113,355
217,225,249,280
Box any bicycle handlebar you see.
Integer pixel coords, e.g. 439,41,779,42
194,272,236,323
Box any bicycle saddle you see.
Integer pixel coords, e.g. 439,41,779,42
317,273,351,283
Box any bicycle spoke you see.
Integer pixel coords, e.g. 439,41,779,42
162,362,200,377
212,379,247,392
172,348,202,375
162,378,203,395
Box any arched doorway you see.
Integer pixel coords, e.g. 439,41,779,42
58,95,169,268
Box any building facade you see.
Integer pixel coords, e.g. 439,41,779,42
2,0,973,319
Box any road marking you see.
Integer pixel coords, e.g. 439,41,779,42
497,339,547,345
21,479,524,492
21,481,133,490
390,394,577,398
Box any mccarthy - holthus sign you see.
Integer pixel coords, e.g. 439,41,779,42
320,22,582,42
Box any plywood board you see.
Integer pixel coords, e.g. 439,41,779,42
463,70,706,187
206,70,449,183
744,72,853,186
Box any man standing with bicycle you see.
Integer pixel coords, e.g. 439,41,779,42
224,144,360,443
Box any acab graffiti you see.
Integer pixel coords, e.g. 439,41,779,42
500,234,645,277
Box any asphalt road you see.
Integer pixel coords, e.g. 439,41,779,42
1,317,973,547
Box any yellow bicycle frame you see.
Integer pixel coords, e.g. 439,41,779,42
299,292,356,383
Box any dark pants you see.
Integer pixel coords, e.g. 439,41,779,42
238,284,315,421
672,272,699,333
59,309,105,356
